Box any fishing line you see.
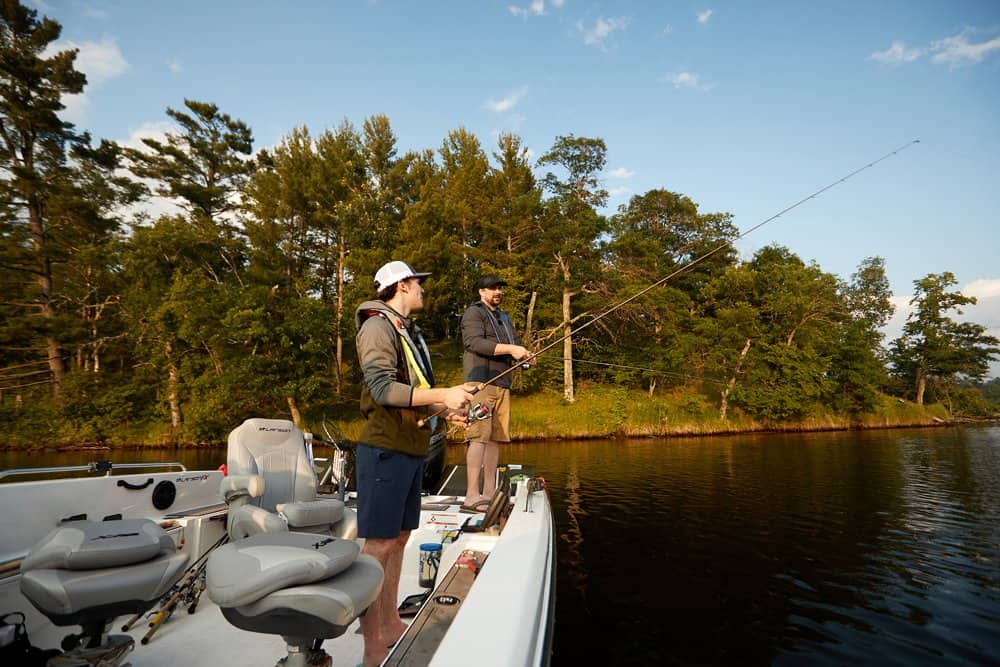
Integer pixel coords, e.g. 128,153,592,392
419,139,920,426
534,356,728,386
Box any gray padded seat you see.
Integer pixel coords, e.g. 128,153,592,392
207,531,382,642
225,418,356,540
20,519,188,627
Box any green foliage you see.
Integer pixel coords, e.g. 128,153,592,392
980,377,1000,406
1,3,137,397
126,99,254,226
889,272,1000,405
57,371,154,443
2,2,994,447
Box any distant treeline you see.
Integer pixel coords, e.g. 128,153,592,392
1,3,997,445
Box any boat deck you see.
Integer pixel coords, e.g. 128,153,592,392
30,496,502,666
4,474,555,667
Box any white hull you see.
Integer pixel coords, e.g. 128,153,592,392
0,464,555,666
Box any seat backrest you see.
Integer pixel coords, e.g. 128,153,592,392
227,418,317,512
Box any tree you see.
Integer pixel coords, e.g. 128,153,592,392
400,127,491,336
699,246,843,420
126,99,254,231
829,257,894,414
536,135,608,402
120,100,255,433
342,115,409,331
242,125,343,422
313,121,366,393
1,3,139,399
603,189,738,395
485,133,542,345
890,272,1000,405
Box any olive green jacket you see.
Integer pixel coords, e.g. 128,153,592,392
355,300,436,457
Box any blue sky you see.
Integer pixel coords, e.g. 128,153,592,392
34,0,1000,370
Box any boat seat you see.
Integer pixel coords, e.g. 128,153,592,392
224,418,358,541
19,519,188,658
207,531,383,667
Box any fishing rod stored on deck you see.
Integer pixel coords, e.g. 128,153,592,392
122,531,229,644
418,140,920,427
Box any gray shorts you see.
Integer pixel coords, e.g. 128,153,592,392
355,444,423,539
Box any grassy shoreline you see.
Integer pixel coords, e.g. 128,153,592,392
0,385,972,452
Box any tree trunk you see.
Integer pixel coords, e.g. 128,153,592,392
915,370,926,405
562,288,574,403
32,207,65,396
334,237,346,394
205,343,223,375
165,341,183,428
287,396,303,428
525,291,537,342
23,142,65,397
719,338,752,420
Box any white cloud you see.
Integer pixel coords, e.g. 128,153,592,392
42,38,129,124
666,71,713,91
168,59,182,74
608,186,631,198
961,279,1000,376
81,5,110,19
576,16,629,48
869,41,922,64
883,279,1000,377
64,38,129,84
930,31,1000,66
508,0,561,18
485,86,528,113
58,94,90,125
963,278,1000,301
882,295,911,343
120,121,177,152
661,25,674,36
117,122,185,222
697,9,714,25
607,167,634,179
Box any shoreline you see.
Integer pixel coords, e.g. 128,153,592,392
4,416,996,453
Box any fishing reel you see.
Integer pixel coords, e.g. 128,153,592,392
467,402,492,422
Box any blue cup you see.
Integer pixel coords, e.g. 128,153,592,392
419,542,441,588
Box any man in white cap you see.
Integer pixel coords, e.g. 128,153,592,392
354,260,473,666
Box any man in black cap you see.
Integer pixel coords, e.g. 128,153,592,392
459,274,533,511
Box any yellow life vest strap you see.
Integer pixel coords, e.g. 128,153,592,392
400,336,430,389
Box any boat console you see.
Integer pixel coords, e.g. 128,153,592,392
18,518,189,666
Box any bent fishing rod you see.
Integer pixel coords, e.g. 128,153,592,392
418,139,920,427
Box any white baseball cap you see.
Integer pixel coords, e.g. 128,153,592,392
373,261,431,291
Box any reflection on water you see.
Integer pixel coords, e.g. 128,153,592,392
2,427,998,665
490,427,1000,666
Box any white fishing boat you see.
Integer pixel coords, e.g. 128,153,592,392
0,418,555,667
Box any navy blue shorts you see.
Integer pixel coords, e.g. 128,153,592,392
355,444,423,539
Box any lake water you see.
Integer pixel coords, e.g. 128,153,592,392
2,426,998,665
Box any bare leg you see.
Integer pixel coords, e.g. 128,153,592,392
465,441,486,502
381,532,410,645
482,440,500,498
359,536,399,666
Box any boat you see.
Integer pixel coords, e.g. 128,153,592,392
0,418,555,666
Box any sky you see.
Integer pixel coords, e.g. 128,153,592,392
30,0,1000,374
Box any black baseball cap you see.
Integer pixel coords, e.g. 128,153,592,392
477,275,508,289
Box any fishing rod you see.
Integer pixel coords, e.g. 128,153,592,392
419,139,920,427
535,356,728,386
